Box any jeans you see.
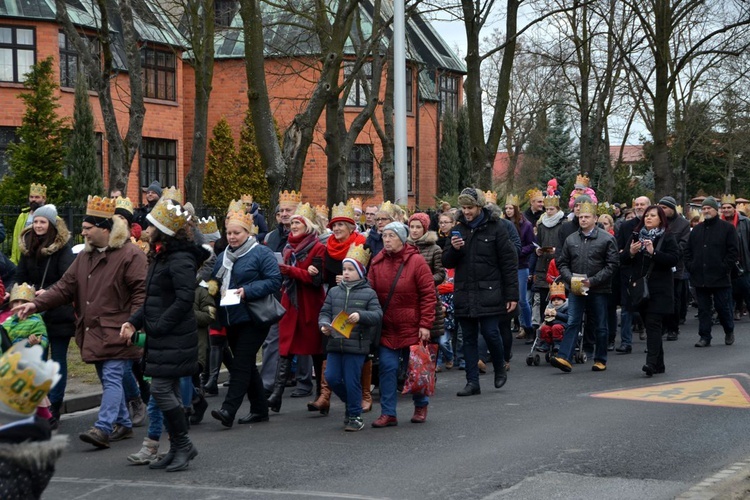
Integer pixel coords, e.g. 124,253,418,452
223,322,270,417
378,346,428,417
48,336,71,405
437,330,454,365
260,323,279,392
620,272,633,346
179,376,194,408
459,315,505,386
558,293,609,364
122,360,141,401
325,352,366,417
518,268,532,328
146,396,164,441
696,287,734,341
94,360,132,434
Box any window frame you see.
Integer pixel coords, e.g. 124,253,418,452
0,25,36,84
344,61,372,108
139,137,177,189
438,73,460,116
215,0,239,28
406,66,413,114
140,46,177,101
347,144,374,193
407,146,414,194
58,31,99,89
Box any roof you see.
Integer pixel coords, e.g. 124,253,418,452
610,145,644,165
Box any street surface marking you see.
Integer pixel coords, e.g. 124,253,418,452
591,377,750,408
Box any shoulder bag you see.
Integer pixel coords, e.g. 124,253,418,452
628,236,665,308
246,245,286,326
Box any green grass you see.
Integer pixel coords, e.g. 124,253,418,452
66,346,99,385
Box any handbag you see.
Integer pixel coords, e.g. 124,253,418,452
372,256,410,349
628,235,665,308
402,341,437,396
247,294,286,326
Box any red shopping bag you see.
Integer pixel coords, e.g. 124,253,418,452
402,342,437,396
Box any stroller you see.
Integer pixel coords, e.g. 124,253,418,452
526,282,584,365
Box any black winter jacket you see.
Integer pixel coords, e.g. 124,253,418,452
443,208,519,318
320,280,383,355
667,214,691,279
558,226,619,294
129,241,209,378
686,216,738,288
621,231,680,315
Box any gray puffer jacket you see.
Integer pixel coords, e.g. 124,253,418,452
558,226,619,294
319,279,383,355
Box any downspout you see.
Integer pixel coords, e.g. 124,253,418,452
415,70,420,208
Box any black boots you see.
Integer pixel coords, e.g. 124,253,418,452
150,407,198,472
267,357,292,413
190,391,208,425
203,345,223,395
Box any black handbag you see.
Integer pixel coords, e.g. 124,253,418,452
247,294,286,326
628,235,664,308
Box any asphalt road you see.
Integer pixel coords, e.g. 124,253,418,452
44,313,750,500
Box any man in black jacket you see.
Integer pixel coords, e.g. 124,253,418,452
443,188,518,397
720,194,750,323
687,197,739,347
658,196,689,340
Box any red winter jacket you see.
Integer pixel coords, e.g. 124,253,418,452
369,244,436,350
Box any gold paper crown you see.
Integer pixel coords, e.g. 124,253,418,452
227,199,245,213
689,208,701,220
279,190,302,207
241,194,253,205
597,202,613,215
676,205,683,215
9,283,35,303
737,203,748,216
314,204,329,218
115,196,133,214
331,202,356,222
86,195,116,218
549,282,566,298
505,194,520,207
484,191,497,205
379,201,395,217
0,344,60,416
29,183,47,197
162,186,183,204
575,175,590,187
347,197,363,211
147,198,189,236
197,216,219,235
528,189,544,201
579,201,597,215
543,195,560,208
226,209,255,232
721,194,736,206
294,202,317,222
345,243,372,268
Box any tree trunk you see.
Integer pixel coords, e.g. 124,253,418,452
650,0,674,199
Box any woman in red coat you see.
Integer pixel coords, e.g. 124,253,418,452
268,203,326,412
369,221,436,427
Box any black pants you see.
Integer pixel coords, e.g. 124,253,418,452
664,278,687,333
644,312,665,369
222,322,270,417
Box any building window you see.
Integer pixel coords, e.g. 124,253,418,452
59,32,99,88
215,0,238,27
140,138,177,189
140,47,176,101
407,147,413,193
96,133,103,175
0,127,17,177
344,62,372,107
348,144,373,192
439,74,459,116
406,67,413,114
0,26,35,83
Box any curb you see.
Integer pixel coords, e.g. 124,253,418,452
676,458,750,499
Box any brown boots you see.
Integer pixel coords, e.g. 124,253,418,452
361,359,373,413
307,360,330,415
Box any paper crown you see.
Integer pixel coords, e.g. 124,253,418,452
197,216,219,235
241,194,253,205
29,183,47,197
345,243,372,268
147,198,190,237
347,197,363,211
330,202,356,223
0,344,61,417
226,209,255,233
689,208,701,220
227,199,245,213
294,202,317,223
550,282,566,299
279,190,302,207
528,189,544,200
543,195,560,208
721,194,736,206
579,201,597,215
505,194,520,207
379,201,396,217
314,204,329,218
575,175,590,188
162,186,183,204
484,191,498,205
597,201,613,215
9,283,35,303
86,195,116,218
737,203,748,216
115,196,134,214
676,205,683,215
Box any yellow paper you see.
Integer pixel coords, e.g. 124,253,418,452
331,311,355,338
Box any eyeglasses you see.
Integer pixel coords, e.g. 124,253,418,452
81,225,95,232
375,217,392,222
438,221,452,225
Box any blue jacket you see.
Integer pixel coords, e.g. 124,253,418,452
212,242,283,326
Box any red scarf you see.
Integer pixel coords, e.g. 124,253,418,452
723,212,739,228
326,231,365,261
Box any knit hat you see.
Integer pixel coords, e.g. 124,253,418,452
702,196,720,211
408,212,431,232
342,244,371,279
457,187,486,208
658,196,677,212
144,180,162,196
383,221,408,243
574,194,593,205
32,204,57,227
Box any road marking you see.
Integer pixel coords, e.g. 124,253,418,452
591,376,750,408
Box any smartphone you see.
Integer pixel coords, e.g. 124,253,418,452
451,230,462,239
631,232,639,243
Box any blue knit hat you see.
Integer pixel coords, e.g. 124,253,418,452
383,221,408,243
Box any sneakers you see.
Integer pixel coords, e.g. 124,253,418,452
411,406,428,423
127,438,159,464
345,416,365,432
726,333,735,345
550,356,572,373
80,427,110,449
456,384,481,397
436,364,444,373
128,398,147,427
371,415,398,428
444,360,454,370
615,344,632,354
110,424,134,442
695,338,711,347
592,362,607,372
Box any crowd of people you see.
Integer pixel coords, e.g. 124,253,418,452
0,174,747,484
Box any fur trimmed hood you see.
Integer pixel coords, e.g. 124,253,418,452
408,230,438,247
83,216,130,253
18,218,71,257
0,434,67,468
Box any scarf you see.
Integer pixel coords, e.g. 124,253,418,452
326,231,365,261
216,236,257,295
282,232,319,309
466,210,485,229
540,210,565,228
723,212,739,228
638,227,664,251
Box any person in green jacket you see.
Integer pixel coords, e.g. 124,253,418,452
11,183,47,264
2,283,48,351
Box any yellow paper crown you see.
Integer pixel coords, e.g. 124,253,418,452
115,196,133,214
241,194,253,205
579,201,597,215
721,194,736,206
86,195,116,218
676,205,683,215
347,197,363,212
689,208,701,220
549,282,566,298
0,344,61,416
279,190,302,207
314,204,329,218
575,175,590,188
294,202,317,223
147,199,189,236
345,243,372,268
162,186,183,204
197,216,219,235
597,201,613,215
736,203,747,216
331,202,356,222
484,191,497,205
226,209,255,233
29,183,47,197
379,201,395,217
227,199,245,213
9,283,35,303
528,189,544,201
543,195,560,208
505,194,520,207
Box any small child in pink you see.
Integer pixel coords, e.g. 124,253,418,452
540,283,568,353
